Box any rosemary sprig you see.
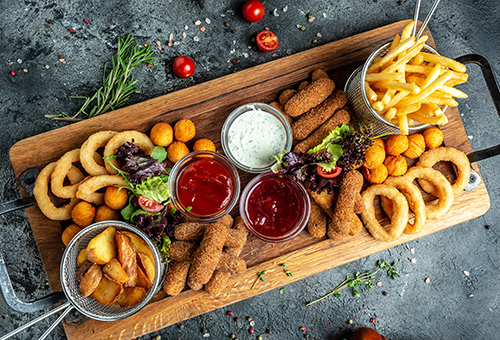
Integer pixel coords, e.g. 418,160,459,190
306,260,400,306
251,270,268,290
46,35,156,122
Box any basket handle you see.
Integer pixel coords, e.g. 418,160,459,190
455,54,500,163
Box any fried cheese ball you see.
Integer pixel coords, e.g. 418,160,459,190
372,138,385,150
423,127,444,149
403,134,426,158
362,164,388,184
150,122,174,147
384,155,407,176
385,134,409,156
167,141,190,163
104,186,129,210
62,224,82,246
363,144,386,169
193,138,216,152
71,201,95,228
174,119,196,142
94,205,120,222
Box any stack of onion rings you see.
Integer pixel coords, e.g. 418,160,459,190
80,131,118,176
50,149,84,199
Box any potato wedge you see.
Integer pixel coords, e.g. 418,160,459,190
92,275,123,305
80,264,103,297
115,231,137,287
114,287,146,308
136,266,153,290
77,249,87,266
137,252,156,283
86,226,117,265
103,258,129,285
77,261,93,282
121,231,154,261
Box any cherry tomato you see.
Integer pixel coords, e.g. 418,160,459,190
350,327,383,340
317,165,342,178
138,195,164,213
256,31,279,52
242,0,265,22
173,56,195,78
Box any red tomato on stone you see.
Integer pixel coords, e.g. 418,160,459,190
242,0,265,22
256,31,279,52
173,56,195,78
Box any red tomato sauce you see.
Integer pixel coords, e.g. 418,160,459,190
245,175,304,237
177,159,233,216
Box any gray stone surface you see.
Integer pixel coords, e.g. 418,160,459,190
0,0,499,339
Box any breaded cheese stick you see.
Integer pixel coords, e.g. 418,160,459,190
269,101,293,125
169,241,197,262
163,261,190,296
311,69,329,81
307,199,327,238
279,89,297,106
285,77,335,117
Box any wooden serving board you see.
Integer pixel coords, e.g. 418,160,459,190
9,20,489,340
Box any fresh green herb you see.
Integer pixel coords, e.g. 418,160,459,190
186,206,193,212
251,270,268,289
46,35,157,121
150,146,167,163
155,232,172,262
282,263,292,277
103,155,134,189
306,260,400,306
279,287,285,294
307,124,350,171
133,176,170,204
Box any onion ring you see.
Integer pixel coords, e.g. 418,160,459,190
404,166,454,220
416,147,471,197
80,131,118,176
66,166,84,183
381,176,426,234
103,131,155,174
361,184,409,242
76,175,128,205
33,162,80,220
50,149,83,198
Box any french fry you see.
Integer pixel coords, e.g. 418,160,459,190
398,114,409,135
418,52,467,73
397,71,453,107
381,90,410,114
408,112,448,125
396,102,421,116
421,64,442,88
381,37,428,74
381,89,396,105
406,74,425,86
367,37,416,73
411,54,424,65
365,73,403,82
388,34,401,52
420,95,459,107
372,101,384,111
364,81,378,101
445,77,468,87
401,22,415,42
384,107,398,121
379,81,421,94
437,85,468,98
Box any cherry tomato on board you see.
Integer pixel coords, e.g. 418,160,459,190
138,195,164,213
173,56,195,78
242,0,265,22
256,31,279,52
317,165,342,178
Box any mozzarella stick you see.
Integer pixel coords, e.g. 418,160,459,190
163,261,190,296
169,241,197,262
269,101,293,125
311,69,329,81
285,77,335,117
279,89,297,106
307,199,327,238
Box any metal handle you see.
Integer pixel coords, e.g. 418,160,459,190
0,196,35,216
37,305,74,340
0,301,71,340
455,54,500,163
416,0,441,39
0,252,67,313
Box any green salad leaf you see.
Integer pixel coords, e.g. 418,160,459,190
133,176,170,204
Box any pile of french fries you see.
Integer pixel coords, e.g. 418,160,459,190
364,22,468,134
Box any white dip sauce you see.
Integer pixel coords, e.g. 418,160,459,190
227,108,286,168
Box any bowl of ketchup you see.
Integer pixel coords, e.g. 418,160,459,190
169,151,240,222
240,172,311,242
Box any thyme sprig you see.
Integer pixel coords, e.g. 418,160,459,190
251,270,268,290
46,35,156,122
282,263,292,277
306,260,400,306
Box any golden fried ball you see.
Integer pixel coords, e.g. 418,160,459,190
385,134,409,156
362,164,388,184
61,224,82,246
403,134,426,158
363,144,386,169
104,186,129,210
167,141,190,164
150,122,173,147
174,119,196,142
372,138,385,150
423,127,444,149
94,205,120,223
193,138,216,152
384,155,407,176
71,201,95,228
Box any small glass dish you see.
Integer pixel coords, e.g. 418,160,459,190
221,102,293,174
239,172,310,243
168,151,240,222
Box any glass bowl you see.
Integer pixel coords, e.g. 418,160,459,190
239,172,310,243
221,102,293,174
168,151,240,222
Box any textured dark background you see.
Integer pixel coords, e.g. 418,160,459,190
1,0,499,339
